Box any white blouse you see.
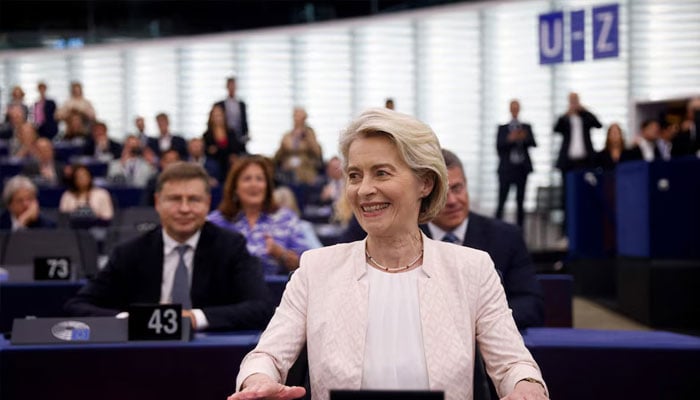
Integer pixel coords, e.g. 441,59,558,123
361,264,429,390
58,187,114,221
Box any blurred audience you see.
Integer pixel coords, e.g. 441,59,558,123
214,76,249,153
22,138,66,186
10,122,38,159
83,121,123,162
0,104,26,140
132,116,158,166
668,98,700,157
32,82,58,139
384,97,395,110
208,155,311,275
107,135,156,187
5,85,29,122
187,137,221,184
273,106,323,185
623,119,666,162
149,112,188,159
273,186,323,249
60,110,90,142
0,175,56,231
319,155,344,221
55,81,96,128
595,123,626,170
204,104,244,175
59,164,114,224
142,148,181,206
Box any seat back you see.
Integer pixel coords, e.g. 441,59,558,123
116,206,160,231
0,228,98,279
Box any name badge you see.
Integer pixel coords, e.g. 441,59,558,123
128,304,182,341
34,257,72,281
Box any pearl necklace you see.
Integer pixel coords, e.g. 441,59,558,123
365,247,424,273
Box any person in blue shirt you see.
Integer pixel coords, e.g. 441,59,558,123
208,155,310,275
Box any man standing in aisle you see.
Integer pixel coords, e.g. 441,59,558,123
495,99,537,228
215,76,249,154
553,92,602,240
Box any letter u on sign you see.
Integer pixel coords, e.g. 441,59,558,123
539,11,564,64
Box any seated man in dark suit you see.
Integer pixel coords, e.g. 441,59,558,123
0,175,56,231
422,149,544,330
83,121,123,161
148,113,188,160
65,162,273,331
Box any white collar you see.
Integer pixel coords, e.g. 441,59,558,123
427,217,469,244
162,229,201,255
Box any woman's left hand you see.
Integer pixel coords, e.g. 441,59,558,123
500,380,548,400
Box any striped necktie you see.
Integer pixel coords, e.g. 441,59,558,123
442,232,460,244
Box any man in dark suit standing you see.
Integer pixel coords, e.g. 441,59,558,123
495,99,537,228
32,82,58,139
214,76,249,153
422,149,543,329
553,92,602,239
65,162,273,331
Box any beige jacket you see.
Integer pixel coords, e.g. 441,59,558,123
237,234,545,400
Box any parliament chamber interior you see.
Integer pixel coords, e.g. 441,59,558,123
0,0,699,399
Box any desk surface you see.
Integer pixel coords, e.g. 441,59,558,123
1,328,699,400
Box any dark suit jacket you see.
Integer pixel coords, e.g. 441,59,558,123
83,138,123,160
553,110,602,170
147,135,188,159
34,99,58,139
203,128,246,174
421,212,544,329
214,99,249,140
190,157,222,182
0,210,56,230
64,222,274,331
496,122,536,177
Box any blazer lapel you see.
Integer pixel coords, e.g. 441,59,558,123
347,240,370,388
143,229,165,302
190,223,212,306
419,234,464,390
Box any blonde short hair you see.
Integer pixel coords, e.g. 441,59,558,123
338,108,448,223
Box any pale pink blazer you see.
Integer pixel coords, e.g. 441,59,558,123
237,234,546,400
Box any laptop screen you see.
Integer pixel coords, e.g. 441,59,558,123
330,390,444,400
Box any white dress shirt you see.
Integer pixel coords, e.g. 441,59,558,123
567,114,587,160
160,230,209,330
427,218,468,245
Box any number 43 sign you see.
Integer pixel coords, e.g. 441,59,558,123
128,304,183,341
539,3,619,64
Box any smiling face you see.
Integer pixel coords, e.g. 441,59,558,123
235,163,268,210
345,135,433,238
431,166,469,232
155,178,210,243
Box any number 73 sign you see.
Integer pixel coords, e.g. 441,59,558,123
539,4,619,65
